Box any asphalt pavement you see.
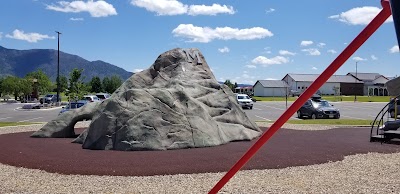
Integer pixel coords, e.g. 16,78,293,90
243,101,387,121
0,101,388,123
0,103,61,122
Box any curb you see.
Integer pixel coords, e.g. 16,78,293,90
15,106,62,111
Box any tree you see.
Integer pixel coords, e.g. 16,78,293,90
19,78,33,100
234,82,238,92
68,68,86,101
102,77,110,93
2,76,19,99
224,80,235,92
103,75,122,94
25,70,52,95
0,77,3,97
89,76,102,93
59,75,69,93
1,76,32,100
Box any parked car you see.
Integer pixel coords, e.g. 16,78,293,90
236,94,254,109
83,95,101,102
40,94,61,104
95,93,111,100
388,98,400,118
59,100,88,115
297,98,340,119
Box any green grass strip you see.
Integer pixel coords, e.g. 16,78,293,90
0,122,41,127
257,119,377,126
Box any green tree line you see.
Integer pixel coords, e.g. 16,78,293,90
0,68,123,101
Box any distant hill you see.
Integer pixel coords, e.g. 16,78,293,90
0,45,133,82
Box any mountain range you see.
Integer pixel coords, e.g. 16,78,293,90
0,46,133,82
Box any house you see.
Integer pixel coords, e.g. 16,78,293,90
234,86,253,95
282,74,363,95
347,72,389,96
253,80,289,97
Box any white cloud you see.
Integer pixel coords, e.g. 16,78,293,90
251,56,289,66
329,6,393,25
70,17,84,21
131,0,187,16
46,0,117,17
6,29,55,43
312,67,318,70
317,43,326,48
390,45,399,53
245,64,257,69
300,40,313,46
131,0,235,16
301,48,321,56
133,69,144,73
188,4,235,16
265,78,278,80
262,47,272,54
371,55,378,60
279,50,296,56
172,24,273,43
265,8,275,14
352,56,367,61
327,49,337,54
218,46,230,53
0,32,2,40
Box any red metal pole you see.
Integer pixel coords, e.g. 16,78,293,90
209,1,391,193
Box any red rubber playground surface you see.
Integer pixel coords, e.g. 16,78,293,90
0,127,399,176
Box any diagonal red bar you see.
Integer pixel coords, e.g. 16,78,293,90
209,1,392,193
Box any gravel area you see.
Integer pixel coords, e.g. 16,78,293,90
1,123,400,193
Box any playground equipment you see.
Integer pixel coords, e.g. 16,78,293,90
209,0,400,193
370,95,400,142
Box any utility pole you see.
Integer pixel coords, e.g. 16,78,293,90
354,61,358,102
56,31,61,104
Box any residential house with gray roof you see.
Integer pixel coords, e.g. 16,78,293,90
347,72,389,96
282,74,363,96
253,80,289,97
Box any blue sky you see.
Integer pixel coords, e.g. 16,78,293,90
0,0,399,84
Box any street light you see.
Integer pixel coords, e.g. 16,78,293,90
55,31,61,104
354,61,358,102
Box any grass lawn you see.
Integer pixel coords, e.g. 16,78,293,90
0,122,41,127
258,119,376,126
254,95,391,102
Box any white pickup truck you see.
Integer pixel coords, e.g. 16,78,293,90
236,94,253,109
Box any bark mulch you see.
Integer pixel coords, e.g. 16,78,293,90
0,127,399,176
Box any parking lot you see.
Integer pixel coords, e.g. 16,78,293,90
0,103,61,122
0,101,388,123
243,101,387,121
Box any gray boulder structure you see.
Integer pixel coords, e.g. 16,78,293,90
31,102,101,138
31,48,261,151
386,77,400,96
